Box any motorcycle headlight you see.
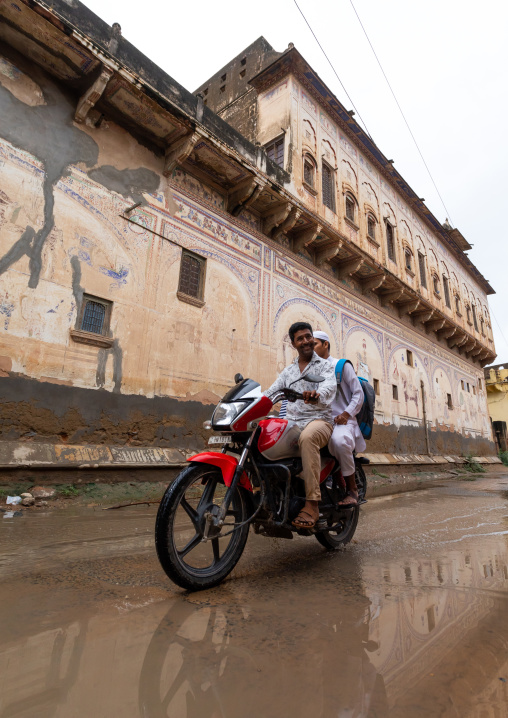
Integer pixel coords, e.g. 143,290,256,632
212,401,249,427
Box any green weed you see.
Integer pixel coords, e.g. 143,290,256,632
462,454,486,474
499,451,508,467
58,484,81,497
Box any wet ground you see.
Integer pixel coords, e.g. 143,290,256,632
1,474,508,718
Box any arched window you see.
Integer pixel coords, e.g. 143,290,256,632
303,154,316,189
454,294,461,315
472,303,479,332
404,247,413,272
386,222,396,263
442,275,451,308
367,213,376,240
432,274,440,296
417,251,427,288
345,193,356,223
321,161,335,211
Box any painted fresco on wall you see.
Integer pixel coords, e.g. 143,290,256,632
0,112,491,439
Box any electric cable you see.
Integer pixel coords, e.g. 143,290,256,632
491,308,508,355
293,0,373,140
348,0,454,224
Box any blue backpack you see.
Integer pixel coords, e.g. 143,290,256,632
335,359,375,440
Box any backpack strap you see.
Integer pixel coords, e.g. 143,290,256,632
334,358,354,383
335,359,355,406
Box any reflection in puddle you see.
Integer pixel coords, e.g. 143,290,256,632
0,496,508,717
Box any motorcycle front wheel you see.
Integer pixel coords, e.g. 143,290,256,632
155,464,250,591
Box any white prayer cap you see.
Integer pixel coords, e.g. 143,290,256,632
313,330,330,343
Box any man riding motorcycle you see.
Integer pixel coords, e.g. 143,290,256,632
313,330,366,507
265,322,336,529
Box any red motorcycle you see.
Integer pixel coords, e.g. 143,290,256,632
155,373,368,591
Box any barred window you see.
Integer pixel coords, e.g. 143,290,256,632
178,250,206,301
265,136,284,168
386,222,395,263
321,161,335,211
443,275,451,308
418,251,427,288
80,296,111,335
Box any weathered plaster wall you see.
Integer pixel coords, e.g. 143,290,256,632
0,50,496,454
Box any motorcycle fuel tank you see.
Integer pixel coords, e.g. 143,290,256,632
257,418,301,460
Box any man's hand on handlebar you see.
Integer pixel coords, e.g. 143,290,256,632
281,387,320,403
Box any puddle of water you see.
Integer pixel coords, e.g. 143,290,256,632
0,479,508,717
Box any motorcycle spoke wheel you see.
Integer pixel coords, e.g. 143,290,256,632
155,464,250,591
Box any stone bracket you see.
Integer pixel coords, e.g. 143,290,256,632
412,308,434,325
379,288,404,307
425,318,446,334
163,132,200,177
361,273,386,295
228,177,264,216
337,256,364,280
75,66,114,123
273,207,302,241
398,299,420,317
448,332,468,349
437,326,457,340
315,240,342,267
263,202,292,235
291,224,321,254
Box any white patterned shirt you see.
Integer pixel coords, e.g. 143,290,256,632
266,352,336,428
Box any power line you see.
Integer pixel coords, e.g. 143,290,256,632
293,0,373,140
348,0,454,224
491,308,508,355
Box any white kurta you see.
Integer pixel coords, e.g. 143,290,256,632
327,357,366,476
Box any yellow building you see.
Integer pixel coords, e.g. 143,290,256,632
485,363,508,450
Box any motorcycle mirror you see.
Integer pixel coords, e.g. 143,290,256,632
305,373,325,383
234,373,244,384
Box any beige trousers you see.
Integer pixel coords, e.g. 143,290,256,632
298,419,333,502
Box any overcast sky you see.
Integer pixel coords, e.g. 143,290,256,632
83,0,508,363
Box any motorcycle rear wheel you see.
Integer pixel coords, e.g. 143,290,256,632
315,506,359,549
155,464,250,591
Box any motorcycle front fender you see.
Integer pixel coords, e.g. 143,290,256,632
188,452,253,492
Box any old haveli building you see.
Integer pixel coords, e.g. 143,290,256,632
0,0,498,460
484,363,508,451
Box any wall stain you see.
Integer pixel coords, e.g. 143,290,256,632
0,56,161,289
88,165,160,206
0,70,99,288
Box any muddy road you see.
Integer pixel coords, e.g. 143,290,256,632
1,474,508,717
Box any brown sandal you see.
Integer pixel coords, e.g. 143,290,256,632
292,510,317,529
337,491,358,508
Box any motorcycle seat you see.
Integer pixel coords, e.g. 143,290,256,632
320,445,334,459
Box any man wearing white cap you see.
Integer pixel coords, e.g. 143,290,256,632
313,330,366,507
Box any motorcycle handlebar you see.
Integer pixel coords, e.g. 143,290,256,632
281,387,318,404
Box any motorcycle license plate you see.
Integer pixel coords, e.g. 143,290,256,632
208,435,231,445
